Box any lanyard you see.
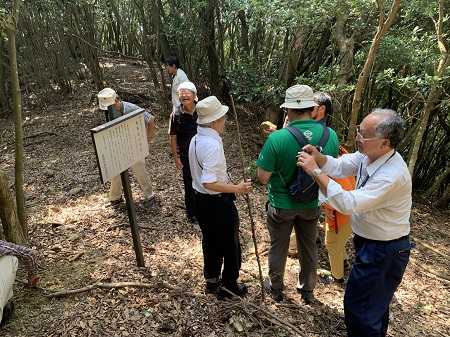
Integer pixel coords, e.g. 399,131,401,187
356,151,396,189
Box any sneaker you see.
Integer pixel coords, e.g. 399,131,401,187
297,289,314,305
143,197,155,209
217,283,247,300
106,197,123,207
344,259,351,271
205,279,222,293
0,300,15,326
264,277,283,302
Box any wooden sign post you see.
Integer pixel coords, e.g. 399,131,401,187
91,105,147,267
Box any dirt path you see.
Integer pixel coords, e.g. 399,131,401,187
0,58,449,336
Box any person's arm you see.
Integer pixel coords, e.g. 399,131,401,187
203,179,252,195
257,167,272,184
170,135,182,170
0,240,40,286
146,115,155,143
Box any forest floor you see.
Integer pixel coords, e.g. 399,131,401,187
1,57,449,337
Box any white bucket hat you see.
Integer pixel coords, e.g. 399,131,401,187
97,88,117,110
177,81,198,102
280,85,318,109
196,96,229,124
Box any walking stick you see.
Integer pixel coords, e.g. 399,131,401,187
229,95,265,302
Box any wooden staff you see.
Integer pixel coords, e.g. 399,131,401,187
229,95,265,302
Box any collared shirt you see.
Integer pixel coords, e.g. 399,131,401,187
188,127,229,195
120,101,152,126
171,69,189,108
0,240,39,275
320,149,412,241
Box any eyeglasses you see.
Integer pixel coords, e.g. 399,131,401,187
356,125,381,142
179,89,193,95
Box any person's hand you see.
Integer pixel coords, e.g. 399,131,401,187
296,152,319,176
260,121,277,135
174,157,183,170
324,209,335,220
301,144,327,168
236,179,252,195
28,273,40,286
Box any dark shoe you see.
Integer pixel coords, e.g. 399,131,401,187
217,283,247,300
333,277,345,284
344,259,351,271
297,289,314,305
106,197,123,207
264,277,283,302
0,300,15,327
205,279,222,293
143,196,155,209
188,216,198,224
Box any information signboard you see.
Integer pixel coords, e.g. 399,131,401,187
91,109,149,184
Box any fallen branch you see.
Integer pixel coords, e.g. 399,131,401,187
410,235,450,262
409,257,450,282
47,281,178,298
68,252,84,262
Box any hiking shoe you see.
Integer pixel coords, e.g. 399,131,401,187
205,279,222,293
0,300,15,326
106,197,123,207
264,277,283,302
297,289,314,305
217,283,247,300
344,259,351,271
143,196,155,209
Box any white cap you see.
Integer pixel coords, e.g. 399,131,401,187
97,88,116,110
280,85,318,109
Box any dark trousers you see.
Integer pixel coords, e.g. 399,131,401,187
194,193,241,293
180,155,195,219
344,234,413,337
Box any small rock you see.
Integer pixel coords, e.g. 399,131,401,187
68,187,83,196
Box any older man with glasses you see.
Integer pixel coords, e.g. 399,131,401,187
297,108,414,337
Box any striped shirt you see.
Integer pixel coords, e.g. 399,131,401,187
0,240,39,275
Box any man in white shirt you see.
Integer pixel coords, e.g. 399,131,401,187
188,96,252,300
297,108,413,337
164,56,189,111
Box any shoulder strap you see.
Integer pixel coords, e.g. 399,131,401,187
316,125,330,152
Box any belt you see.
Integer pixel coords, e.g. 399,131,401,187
194,190,228,198
355,234,409,243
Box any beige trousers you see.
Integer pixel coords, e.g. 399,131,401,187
325,220,352,279
0,256,18,318
109,159,154,201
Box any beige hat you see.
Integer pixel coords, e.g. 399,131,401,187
196,96,229,124
280,85,318,109
97,88,116,110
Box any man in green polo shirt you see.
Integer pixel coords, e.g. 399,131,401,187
257,85,339,303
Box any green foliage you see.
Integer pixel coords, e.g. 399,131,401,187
244,160,259,182
224,55,285,105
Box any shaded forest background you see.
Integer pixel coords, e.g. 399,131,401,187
0,0,449,210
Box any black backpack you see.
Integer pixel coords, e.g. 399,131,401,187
278,125,330,203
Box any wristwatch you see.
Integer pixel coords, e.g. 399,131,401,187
311,168,323,180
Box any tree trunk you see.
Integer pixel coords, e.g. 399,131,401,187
407,0,450,176
345,0,401,150
107,0,169,112
334,14,355,85
238,10,250,54
7,0,28,243
0,37,8,112
0,169,26,245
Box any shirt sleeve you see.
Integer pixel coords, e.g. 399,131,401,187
200,145,225,185
0,240,39,275
256,135,277,172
